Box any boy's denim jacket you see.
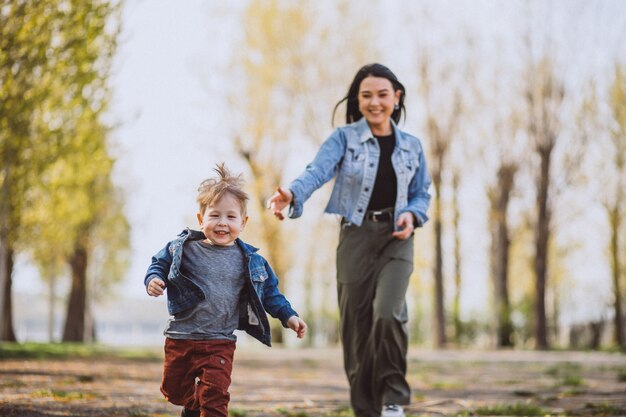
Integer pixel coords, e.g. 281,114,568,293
289,118,431,228
144,229,298,347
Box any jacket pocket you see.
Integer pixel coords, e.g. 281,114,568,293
250,268,267,294
343,147,365,177
400,149,419,175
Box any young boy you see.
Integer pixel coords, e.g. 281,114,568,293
145,163,307,417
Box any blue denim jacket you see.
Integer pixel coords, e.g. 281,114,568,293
288,118,431,227
144,229,298,347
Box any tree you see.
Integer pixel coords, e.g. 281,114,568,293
482,65,525,348
1,0,124,342
61,140,128,342
416,44,464,347
604,64,626,348
226,0,380,343
54,0,123,342
0,1,64,341
488,162,518,347
524,54,565,350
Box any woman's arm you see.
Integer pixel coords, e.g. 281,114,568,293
402,145,432,227
268,129,346,220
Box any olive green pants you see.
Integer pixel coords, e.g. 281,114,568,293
336,214,413,417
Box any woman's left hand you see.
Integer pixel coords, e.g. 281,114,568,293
391,212,416,240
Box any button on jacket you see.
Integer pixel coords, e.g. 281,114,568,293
288,118,431,228
144,229,298,347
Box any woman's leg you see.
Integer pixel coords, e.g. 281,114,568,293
371,257,412,410
338,280,377,417
337,222,379,417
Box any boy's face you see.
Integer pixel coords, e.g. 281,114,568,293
197,193,248,246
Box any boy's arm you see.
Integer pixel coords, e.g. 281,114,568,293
144,243,173,291
259,259,299,328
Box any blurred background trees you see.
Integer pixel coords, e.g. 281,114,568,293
0,0,128,343
2,0,625,350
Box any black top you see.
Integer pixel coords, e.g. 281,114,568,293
367,133,397,210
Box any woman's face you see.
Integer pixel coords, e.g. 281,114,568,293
357,75,401,135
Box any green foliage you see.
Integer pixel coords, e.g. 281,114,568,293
1,0,128,341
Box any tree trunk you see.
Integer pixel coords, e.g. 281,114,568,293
489,164,516,348
534,146,552,350
48,275,57,342
1,245,16,342
433,175,446,348
0,162,13,342
452,172,462,344
62,241,89,342
0,239,8,341
609,204,624,348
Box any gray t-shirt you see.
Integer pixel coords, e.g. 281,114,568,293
164,240,246,341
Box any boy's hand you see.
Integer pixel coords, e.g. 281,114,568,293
287,316,307,339
147,278,166,297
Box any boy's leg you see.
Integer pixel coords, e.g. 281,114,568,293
195,339,236,417
161,338,201,410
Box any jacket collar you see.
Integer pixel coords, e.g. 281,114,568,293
355,118,409,150
179,228,259,255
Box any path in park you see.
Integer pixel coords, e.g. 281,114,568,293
1,347,625,416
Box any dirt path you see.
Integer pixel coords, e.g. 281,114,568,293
1,347,625,416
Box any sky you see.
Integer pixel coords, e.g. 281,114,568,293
12,0,626,343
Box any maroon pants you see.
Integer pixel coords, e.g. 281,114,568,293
161,338,236,417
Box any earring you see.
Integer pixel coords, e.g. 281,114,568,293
394,103,400,110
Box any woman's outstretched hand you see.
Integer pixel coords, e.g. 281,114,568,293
392,212,416,240
267,187,293,220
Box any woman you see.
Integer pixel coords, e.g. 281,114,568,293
267,63,431,417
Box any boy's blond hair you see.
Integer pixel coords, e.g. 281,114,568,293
197,163,249,216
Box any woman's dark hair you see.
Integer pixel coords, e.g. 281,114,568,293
332,63,406,126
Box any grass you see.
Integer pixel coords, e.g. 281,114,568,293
430,381,465,390
126,409,155,417
323,406,354,417
546,362,585,387
229,408,248,417
581,402,626,416
472,401,548,416
0,379,27,389
0,342,161,361
277,408,310,417
32,388,103,401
